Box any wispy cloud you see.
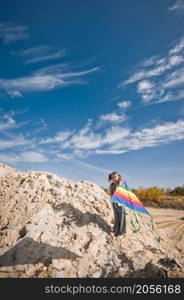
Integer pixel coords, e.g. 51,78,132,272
12,46,67,64
40,129,73,144
0,22,29,44
0,110,30,132
0,114,16,131
7,90,22,98
99,112,127,124
168,0,184,14
0,151,48,164
8,107,30,116
0,134,31,149
0,108,47,140
106,119,184,153
117,100,131,109
163,67,184,88
118,35,184,105
0,108,49,164
25,49,67,64
169,37,184,55
120,55,184,87
35,117,184,159
29,118,48,136
0,63,100,97
16,46,51,56
1,105,184,164
137,80,156,102
55,152,77,160
61,119,104,150
58,119,130,152
0,109,37,157
96,100,130,129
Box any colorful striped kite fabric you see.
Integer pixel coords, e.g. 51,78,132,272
110,182,151,216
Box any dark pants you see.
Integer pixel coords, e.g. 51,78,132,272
112,203,126,235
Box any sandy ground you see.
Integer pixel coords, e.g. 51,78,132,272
148,207,184,253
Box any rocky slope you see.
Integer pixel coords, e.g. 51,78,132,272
0,163,184,278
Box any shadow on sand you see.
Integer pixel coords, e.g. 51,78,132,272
0,237,82,268
52,202,111,233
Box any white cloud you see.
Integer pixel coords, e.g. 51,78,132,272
0,115,16,131
119,71,145,86
62,119,104,150
55,152,75,160
99,112,127,123
0,151,48,164
54,123,129,152
33,63,71,75
18,151,48,162
55,149,90,160
8,107,30,116
12,46,67,64
168,0,184,14
163,67,184,88
169,37,184,55
24,48,67,64
29,118,48,135
141,55,161,67
95,149,126,154
108,119,184,153
122,62,173,86
118,35,184,105
158,89,184,103
0,74,65,92
0,64,100,96
42,123,130,155
0,112,30,132
137,80,157,103
0,22,29,44
1,106,184,164
117,100,131,109
168,55,184,66
34,118,47,128
40,130,73,144
0,135,31,149
7,90,22,98
17,46,51,56
137,80,154,92
52,119,184,157
120,36,184,87
103,126,130,144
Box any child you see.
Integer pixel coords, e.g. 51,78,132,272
108,171,126,236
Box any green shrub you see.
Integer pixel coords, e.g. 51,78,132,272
170,185,184,196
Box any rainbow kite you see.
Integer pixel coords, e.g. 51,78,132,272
110,181,151,216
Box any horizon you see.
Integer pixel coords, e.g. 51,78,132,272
1,161,183,191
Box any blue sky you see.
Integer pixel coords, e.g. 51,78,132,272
0,0,184,189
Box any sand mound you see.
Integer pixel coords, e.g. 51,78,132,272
0,163,184,278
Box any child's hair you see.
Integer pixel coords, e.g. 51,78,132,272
108,171,122,184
